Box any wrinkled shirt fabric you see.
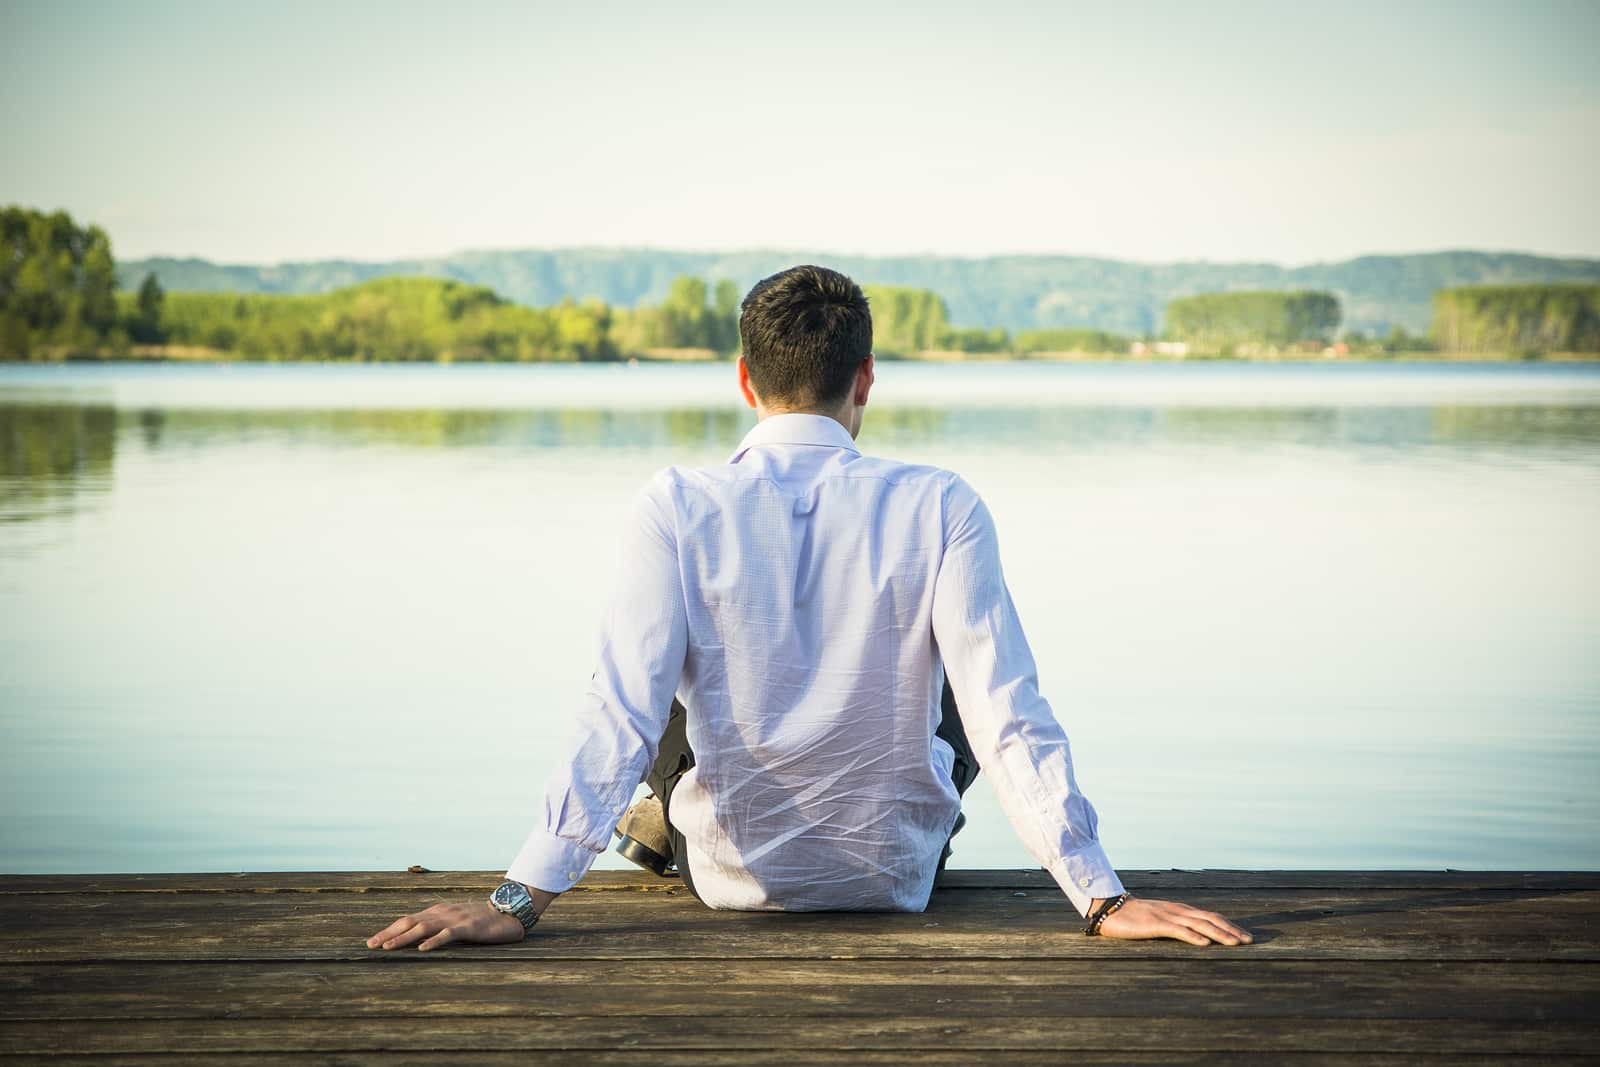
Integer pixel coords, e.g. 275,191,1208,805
506,412,1125,915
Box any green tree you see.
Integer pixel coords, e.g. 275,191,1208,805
129,273,166,343
662,277,711,349
80,228,119,336
0,206,126,360
862,286,950,356
1164,290,1341,352
712,279,740,353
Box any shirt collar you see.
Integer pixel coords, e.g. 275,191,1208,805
728,412,861,463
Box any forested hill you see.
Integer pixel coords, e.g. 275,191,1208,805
117,248,1600,338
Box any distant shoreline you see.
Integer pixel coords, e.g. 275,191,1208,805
115,246,1600,342
21,346,1599,366
14,208,1598,365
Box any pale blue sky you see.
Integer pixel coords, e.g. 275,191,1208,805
2,0,1595,264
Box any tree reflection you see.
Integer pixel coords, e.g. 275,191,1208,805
1,401,1594,528
0,404,117,523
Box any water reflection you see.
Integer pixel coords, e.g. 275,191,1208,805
1430,405,1600,447
2,402,1597,529
874,404,1600,452
11,403,1600,460
127,406,756,451
0,405,117,524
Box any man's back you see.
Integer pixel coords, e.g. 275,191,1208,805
508,408,1121,915
661,412,963,910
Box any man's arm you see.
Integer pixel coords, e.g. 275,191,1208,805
502,476,689,895
366,476,689,951
930,475,1249,946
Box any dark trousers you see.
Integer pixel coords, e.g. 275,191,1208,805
645,677,980,899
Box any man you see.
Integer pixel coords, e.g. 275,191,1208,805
368,265,1250,951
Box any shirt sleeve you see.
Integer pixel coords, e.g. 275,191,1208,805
930,474,1125,917
505,473,689,894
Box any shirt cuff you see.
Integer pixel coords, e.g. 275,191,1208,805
1045,842,1126,917
505,827,603,895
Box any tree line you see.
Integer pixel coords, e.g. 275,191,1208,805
117,245,1600,339
159,278,619,362
4,206,1596,362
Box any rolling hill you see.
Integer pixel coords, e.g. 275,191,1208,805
117,248,1600,338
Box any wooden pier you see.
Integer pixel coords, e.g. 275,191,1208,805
2,868,1596,1063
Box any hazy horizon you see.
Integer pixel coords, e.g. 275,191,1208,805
116,240,1600,272
4,0,1596,265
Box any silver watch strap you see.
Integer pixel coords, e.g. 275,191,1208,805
508,897,540,931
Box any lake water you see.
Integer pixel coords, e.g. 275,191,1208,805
2,360,1598,876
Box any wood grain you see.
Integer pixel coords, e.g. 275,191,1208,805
1,869,1592,1061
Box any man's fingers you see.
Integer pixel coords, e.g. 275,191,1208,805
418,926,457,952
1167,920,1211,947
366,915,418,949
1188,916,1243,945
1181,907,1253,944
379,921,435,951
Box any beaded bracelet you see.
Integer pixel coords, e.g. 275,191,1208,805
1083,892,1129,936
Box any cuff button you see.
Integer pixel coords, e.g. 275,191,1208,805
1079,876,1092,887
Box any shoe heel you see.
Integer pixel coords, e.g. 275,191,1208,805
615,834,673,877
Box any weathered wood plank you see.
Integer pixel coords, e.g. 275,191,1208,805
3,871,1592,1060
1,869,1592,895
11,1054,1590,1066
2,1015,1594,1055
2,960,1594,1022
2,886,1595,963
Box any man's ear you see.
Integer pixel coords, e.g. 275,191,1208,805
854,353,875,406
736,354,759,410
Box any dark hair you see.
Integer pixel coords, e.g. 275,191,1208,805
738,265,872,409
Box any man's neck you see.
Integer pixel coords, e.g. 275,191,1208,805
753,404,859,439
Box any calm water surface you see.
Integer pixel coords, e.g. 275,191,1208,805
2,360,1598,874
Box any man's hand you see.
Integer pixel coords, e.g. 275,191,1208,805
366,899,528,953
1093,897,1253,946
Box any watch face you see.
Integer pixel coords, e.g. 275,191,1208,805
492,883,518,908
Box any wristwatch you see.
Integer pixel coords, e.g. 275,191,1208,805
488,880,541,932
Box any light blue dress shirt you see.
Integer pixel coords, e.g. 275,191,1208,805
507,412,1125,915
